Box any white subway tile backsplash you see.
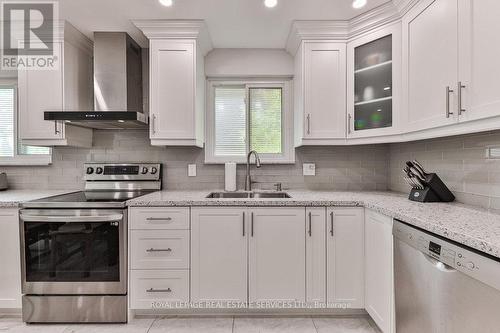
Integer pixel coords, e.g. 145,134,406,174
389,130,500,210
1,130,389,192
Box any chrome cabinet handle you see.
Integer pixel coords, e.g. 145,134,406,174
458,81,466,115
146,217,172,221
146,288,171,293
151,114,156,134
330,211,334,237
446,86,454,118
54,121,60,135
348,114,352,134
242,212,246,237
251,212,254,237
146,248,172,252
306,114,311,135
308,212,312,237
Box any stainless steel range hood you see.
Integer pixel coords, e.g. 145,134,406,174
45,32,147,129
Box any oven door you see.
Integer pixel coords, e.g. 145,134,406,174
19,209,127,295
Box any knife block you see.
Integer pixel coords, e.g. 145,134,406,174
408,173,455,203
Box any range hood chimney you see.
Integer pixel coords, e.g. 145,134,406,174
45,32,148,129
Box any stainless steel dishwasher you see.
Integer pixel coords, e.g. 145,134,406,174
393,220,500,333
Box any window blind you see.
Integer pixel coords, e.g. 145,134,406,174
214,86,247,156
249,88,282,154
0,87,14,157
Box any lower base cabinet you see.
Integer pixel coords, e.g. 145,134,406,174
0,209,22,310
327,207,365,309
365,209,394,333
191,208,247,305
191,207,306,307
130,270,189,310
249,208,306,304
129,207,190,310
129,205,394,324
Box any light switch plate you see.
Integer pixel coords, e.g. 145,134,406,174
303,163,316,176
188,164,197,177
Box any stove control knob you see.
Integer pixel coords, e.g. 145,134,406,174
141,167,149,174
86,167,94,175
466,262,475,270
96,167,103,174
151,167,158,175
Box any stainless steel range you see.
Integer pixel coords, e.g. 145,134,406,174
19,163,161,323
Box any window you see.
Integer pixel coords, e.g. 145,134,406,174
0,80,51,165
206,80,294,163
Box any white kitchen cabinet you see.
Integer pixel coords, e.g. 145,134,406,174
347,23,402,139
128,207,191,310
18,22,93,147
327,207,364,309
149,39,204,147
457,0,500,123
305,207,326,305
364,209,394,333
294,41,346,146
249,207,306,304
130,270,189,309
191,208,248,305
403,0,459,132
131,230,190,270
0,209,21,309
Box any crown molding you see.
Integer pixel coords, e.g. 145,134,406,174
133,19,213,55
285,21,349,54
286,0,419,55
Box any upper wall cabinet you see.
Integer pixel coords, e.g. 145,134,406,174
18,21,93,147
403,0,459,132
347,23,402,139
294,41,347,146
457,0,500,123
403,0,500,134
134,20,212,147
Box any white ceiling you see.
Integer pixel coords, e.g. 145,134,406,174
59,0,391,49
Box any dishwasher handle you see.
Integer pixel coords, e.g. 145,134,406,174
421,252,456,272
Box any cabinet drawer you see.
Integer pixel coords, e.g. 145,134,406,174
131,230,189,269
130,270,189,309
129,207,189,230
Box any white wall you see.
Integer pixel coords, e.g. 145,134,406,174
205,48,293,78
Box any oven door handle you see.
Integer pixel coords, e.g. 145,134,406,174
20,213,123,223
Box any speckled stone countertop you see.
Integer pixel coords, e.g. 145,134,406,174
0,190,74,208
128,190,500,259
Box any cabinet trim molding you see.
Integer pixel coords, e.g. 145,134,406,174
133,19,213,55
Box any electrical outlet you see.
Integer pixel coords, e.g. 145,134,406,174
188,164,197,177
303,163,316,176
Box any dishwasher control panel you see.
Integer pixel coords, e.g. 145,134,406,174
393,220,500,292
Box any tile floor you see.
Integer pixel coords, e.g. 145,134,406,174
0,315,381,333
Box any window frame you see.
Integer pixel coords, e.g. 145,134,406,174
205,78,294,164
0,79,52,166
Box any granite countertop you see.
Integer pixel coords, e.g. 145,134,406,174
0,190,74,208
128,190,500,259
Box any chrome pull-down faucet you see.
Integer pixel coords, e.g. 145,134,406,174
245,150,261,191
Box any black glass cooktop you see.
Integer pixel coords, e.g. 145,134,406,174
21,190,156,209
32,191,154,203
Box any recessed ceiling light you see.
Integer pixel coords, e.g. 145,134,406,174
264,0,278,8
352,0,367,9
159,0,173,7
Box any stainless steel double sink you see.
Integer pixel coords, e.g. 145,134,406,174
206,191,291,199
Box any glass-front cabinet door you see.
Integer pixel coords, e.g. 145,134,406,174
347,23,401,138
